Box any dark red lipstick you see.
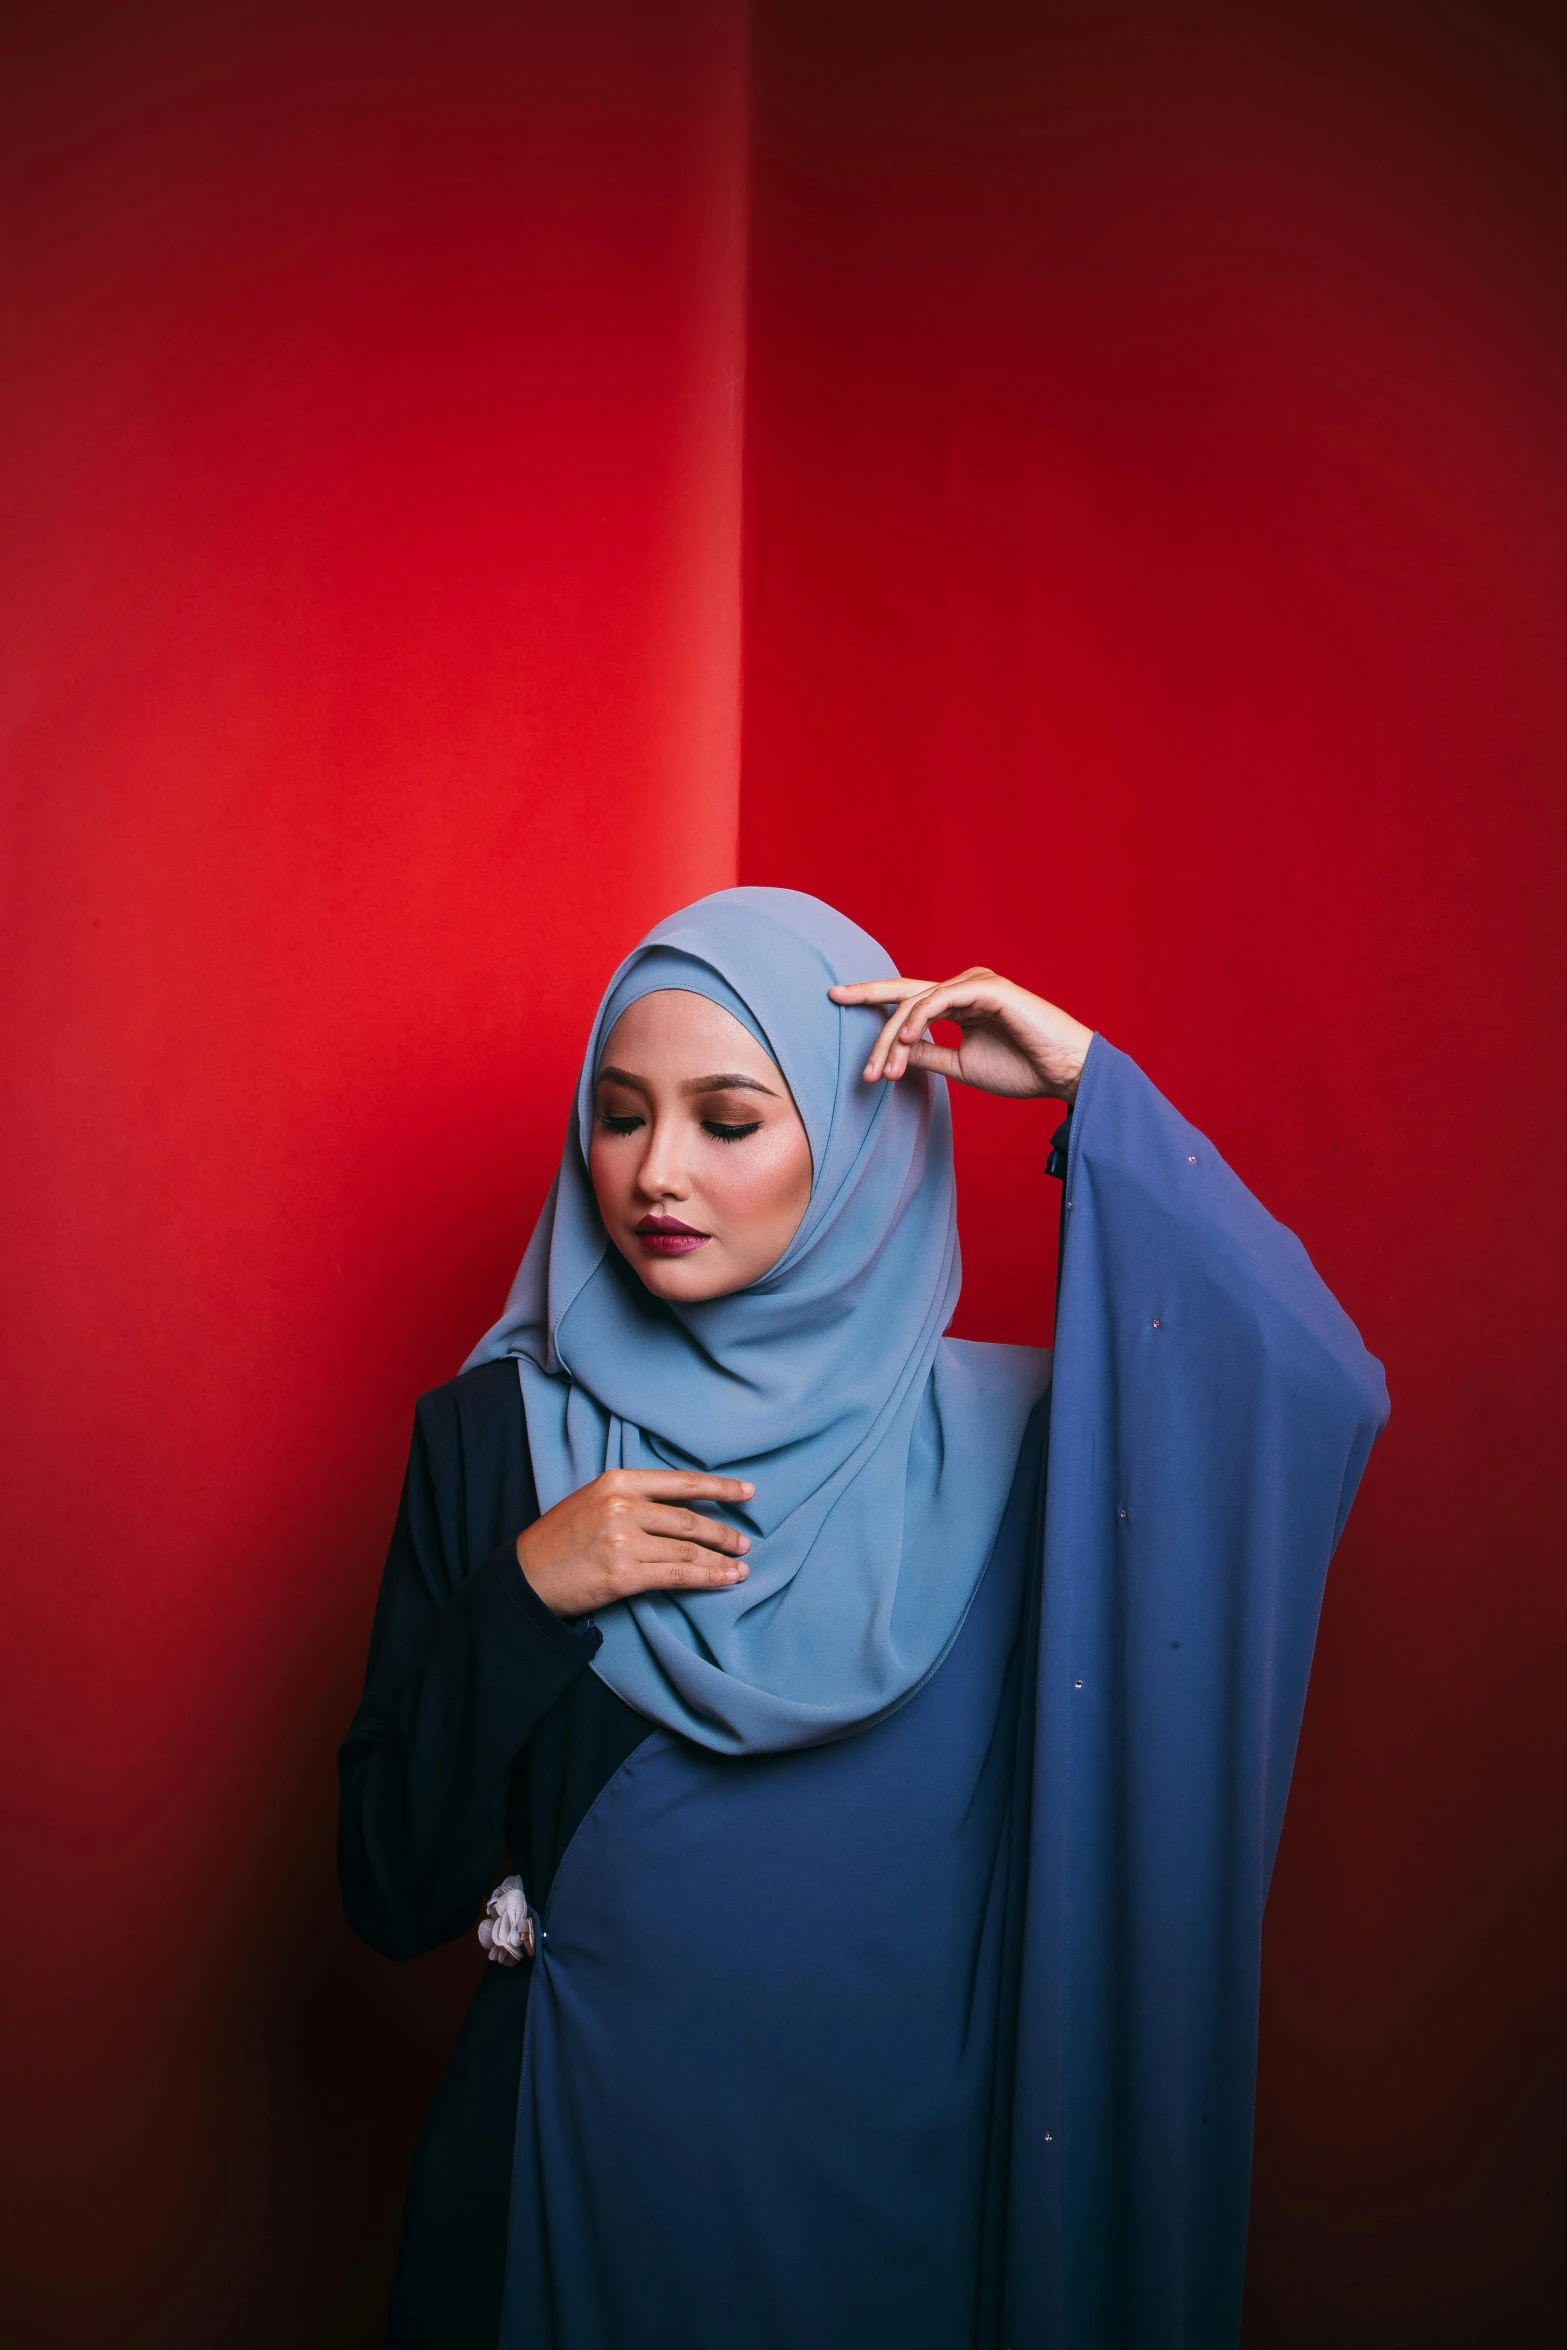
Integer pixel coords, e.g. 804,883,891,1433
633,1214,712,1256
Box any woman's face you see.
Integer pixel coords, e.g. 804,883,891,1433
589,990,813,1303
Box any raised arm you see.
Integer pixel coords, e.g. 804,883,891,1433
1020,1035,1386,2348
834,965,1389,2343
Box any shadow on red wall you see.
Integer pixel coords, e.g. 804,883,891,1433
740,5,1566,2343
0,5,741,2342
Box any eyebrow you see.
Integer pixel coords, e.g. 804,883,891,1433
597,1065,780,1101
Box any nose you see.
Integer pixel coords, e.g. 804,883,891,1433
633,1113,694,1203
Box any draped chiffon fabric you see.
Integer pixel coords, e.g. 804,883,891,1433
492,1034,1387,2348
464,888,1049,1755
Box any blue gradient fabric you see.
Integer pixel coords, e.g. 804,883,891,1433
494,1032,1390,2349
465,886,1050,1755
1002,1036,1389,2344
501,1394,1050,2350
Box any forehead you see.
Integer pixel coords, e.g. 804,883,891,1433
598,989,782,1081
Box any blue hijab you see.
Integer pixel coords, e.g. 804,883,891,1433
466,886,1048,1755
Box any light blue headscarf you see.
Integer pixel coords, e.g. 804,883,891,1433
465,886,1049,1754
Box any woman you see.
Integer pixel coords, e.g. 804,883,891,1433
339,886,1387,2350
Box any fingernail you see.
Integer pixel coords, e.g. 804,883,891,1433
740,1480,754,1495
737,1535,750,1551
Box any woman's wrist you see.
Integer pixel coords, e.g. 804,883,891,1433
1038,1013,1092,1106
515,1526,567,1616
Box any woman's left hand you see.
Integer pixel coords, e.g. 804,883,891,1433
828,969,1093,1106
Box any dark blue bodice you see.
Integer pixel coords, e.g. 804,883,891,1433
501,1398,1048,2349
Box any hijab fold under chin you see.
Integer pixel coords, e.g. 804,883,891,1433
464,885,1049,1756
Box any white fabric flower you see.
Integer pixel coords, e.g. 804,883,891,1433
477,1874,535,1965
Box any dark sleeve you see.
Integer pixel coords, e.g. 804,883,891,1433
336,1362,603,1962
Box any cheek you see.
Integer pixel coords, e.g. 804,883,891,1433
587,1136,627,1220
705,1128,812,1231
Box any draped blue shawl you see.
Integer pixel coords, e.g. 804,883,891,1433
466,886,1048,1754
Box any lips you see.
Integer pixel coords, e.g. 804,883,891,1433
633,1214,712,1256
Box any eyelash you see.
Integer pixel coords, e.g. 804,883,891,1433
595,1113,762,1144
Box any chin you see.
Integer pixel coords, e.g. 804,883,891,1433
616,1240,733,1304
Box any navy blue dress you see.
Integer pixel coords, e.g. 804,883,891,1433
339,1042,1388,2349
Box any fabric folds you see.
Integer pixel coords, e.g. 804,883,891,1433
464,887,1048,1755
1004,1036,1390,2345
492,1035,1389,2349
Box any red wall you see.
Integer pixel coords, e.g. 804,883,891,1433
741,5,1566,2344
3,3,1564,2345
0,5,742,2342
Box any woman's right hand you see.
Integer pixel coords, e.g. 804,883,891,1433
515,1468,753,1619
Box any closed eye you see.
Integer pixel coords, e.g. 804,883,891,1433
595,1112,644,1134
704,1120,762,1142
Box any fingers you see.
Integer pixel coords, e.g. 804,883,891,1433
639,1502,751,1556
834,970,1004,1082
602,1467,754,1503
828,977,929,1007
866,982,958,1081
830,976,929,1080
901,1036,964,1079
593,1470,756,1598
864,995,920,1081
886,976,999,1078
529,1472,761,1619
624,1538,751,1594
845,981,938,1081
891,969,1003,1043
